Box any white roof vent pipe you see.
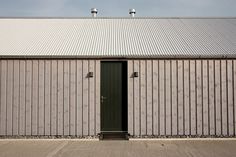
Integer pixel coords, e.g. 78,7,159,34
91,8,98,17
129,9,136,17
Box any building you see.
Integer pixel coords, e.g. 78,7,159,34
0,16,236,138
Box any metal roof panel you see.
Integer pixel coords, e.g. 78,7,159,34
0,18,236,58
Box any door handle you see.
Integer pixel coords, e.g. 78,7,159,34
101,96,107,103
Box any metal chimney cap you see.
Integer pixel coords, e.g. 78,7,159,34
91,8,98,14
129,9,136,14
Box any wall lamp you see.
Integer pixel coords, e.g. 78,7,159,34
133,72,138,77
88,72,93,77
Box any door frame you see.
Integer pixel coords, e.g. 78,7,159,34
100,61,128,133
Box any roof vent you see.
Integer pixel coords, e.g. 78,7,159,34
129,9,136,17
91,8,98,17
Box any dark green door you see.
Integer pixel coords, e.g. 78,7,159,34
101,62,127,132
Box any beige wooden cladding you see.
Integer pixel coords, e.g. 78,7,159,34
0,60,100,136
128,60,236,136
1,59,236,137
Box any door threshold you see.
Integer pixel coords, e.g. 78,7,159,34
99,132,129,140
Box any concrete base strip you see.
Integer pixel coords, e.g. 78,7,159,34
0,139,99,141
129,138,236,141
46,141,69,157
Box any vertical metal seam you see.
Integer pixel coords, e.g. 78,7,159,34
233,60,235,136
88,60,90,136
151,60,154,135
43,60,46,135
194,59,198,135
133,60,135,135
139,60,141,135
19,61,22,135
214,60,216,135
62,60,64,135
201,60,204,135
75,60,77,135
170,60,173,135
37,60,39,135
226,60,229,135
82,60,83,136
176,60,179,135
56,60,58,135
93,60,97,135
6,60,8,135
69,60,71,135
164,60,166,135
232,60,235,136
31,60,33,135
189,60,191,135
183,60,185,135
50,61,52,135
158,60,160,135
25,60,27,135
0,61,1,134
220,60,222,135
12,61,15,135
19,61,21,135
145,60,147,135
195,60,197,135
207,60,210,135
49,61,53,135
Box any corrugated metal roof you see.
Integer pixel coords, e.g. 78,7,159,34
0,17,236,58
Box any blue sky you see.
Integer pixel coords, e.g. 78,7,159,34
0,0,235,17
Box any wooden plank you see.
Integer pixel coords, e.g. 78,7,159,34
6,60,13,135
76,60,83,135
146,60,153,135
70,60,76,135
57,60,64,135
95,60,100,135
63,60,70,135
133,60,140,135
227,60,234,135
234,60,236,135
25,60,32,135
0,60,1,135
221,60,228,135
159,60,165,135
209,60,215,135
83,60,89,136
13,60,20,135
190,60,196,135
177,60,184,135
32,60,39,135
202,60,209,135
51,60,57,135
171,60,178,135
196,60,203,135
44,60,51,135
140,60,146,135
38,60,45,135
0,61,7,135
153,60,159,135
89,60,95,135
184,60,190,135
165,60,171,135
128,60,134,135
215,60,222,135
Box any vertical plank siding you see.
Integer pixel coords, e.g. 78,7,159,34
0,60,100,136
128,59,236,136
1,59,236,137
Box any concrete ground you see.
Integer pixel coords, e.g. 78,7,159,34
0,139,236,157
